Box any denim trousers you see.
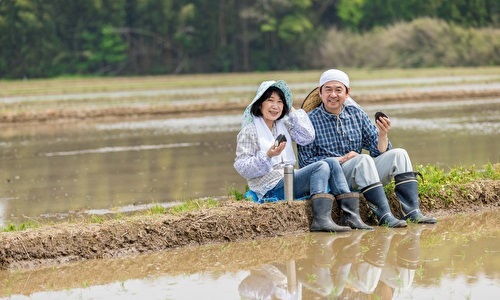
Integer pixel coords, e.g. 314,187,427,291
264,157,351,199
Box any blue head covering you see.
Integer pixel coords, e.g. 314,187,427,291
241,80,293,128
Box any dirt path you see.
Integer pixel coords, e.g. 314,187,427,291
1,179,498,270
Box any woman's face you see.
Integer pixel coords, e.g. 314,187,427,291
260,91,284,124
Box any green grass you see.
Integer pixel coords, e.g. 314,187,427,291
0,221,39,232
227,185,248,201
148,204,167,215
167,198,219,215
384,163,500,205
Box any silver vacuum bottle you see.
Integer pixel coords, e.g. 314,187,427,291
284,164,294,202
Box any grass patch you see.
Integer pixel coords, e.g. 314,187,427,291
228,185,248,201
1,221,39,232
148,204,167,215
167,198,220,215
384,163,500,205
89,215,105,224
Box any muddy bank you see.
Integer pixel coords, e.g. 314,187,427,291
1,89,500,124
0,179,498,270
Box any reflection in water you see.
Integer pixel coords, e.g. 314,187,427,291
1,210,498,299
238,227,429,299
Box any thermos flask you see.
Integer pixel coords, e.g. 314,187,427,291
284,164,294,202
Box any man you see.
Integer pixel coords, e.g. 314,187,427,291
298,69,437,227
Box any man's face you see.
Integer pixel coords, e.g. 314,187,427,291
319,81,349,114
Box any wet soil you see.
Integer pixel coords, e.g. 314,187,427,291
1,179,498,270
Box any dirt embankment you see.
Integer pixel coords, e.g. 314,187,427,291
0,179,498,270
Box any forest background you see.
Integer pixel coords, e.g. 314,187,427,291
0,0,499,79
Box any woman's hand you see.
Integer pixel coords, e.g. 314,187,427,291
267,141,287,158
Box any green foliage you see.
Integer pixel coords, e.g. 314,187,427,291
384,163,499,205
320,18,500,69
418,163,498,204
1,221,38,232
148,204,166,215
0,1,498,78
78,26,127,74
337,0,365,31
168,198,219,215
90,215,105,224
228,186,245,201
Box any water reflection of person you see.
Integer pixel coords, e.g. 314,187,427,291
238,226,428,299
339,226,430,299
233,80,372,232
345,228,404,295
238,232,355,299
238,262,302,300
294,233,353,297
379,225,432,297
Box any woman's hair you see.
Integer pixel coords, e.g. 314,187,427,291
250,86,289,119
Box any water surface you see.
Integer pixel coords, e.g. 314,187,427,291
1,210,498,299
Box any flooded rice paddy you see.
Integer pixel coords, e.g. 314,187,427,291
1,210,498,299
0,89,498,299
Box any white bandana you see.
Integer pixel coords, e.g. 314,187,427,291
319,69,350,88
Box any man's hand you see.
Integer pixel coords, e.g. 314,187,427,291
376,116,391,136
376,116,390,152
339,151,358,164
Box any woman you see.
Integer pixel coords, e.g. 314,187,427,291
234,80,372,232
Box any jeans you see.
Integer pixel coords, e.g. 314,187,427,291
264,158,351,199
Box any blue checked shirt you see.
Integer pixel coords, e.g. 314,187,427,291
298,104,392,168
234,109,315,199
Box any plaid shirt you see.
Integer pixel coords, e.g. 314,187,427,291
298,104,392,168
234,109,315,199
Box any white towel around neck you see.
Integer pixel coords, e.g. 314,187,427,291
254,116,295,167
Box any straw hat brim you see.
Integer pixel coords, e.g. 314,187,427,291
301,87,322,113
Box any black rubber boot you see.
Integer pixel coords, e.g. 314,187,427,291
310,194,352,232
361,183,407,228
336,193,374,230
395,172,437,224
